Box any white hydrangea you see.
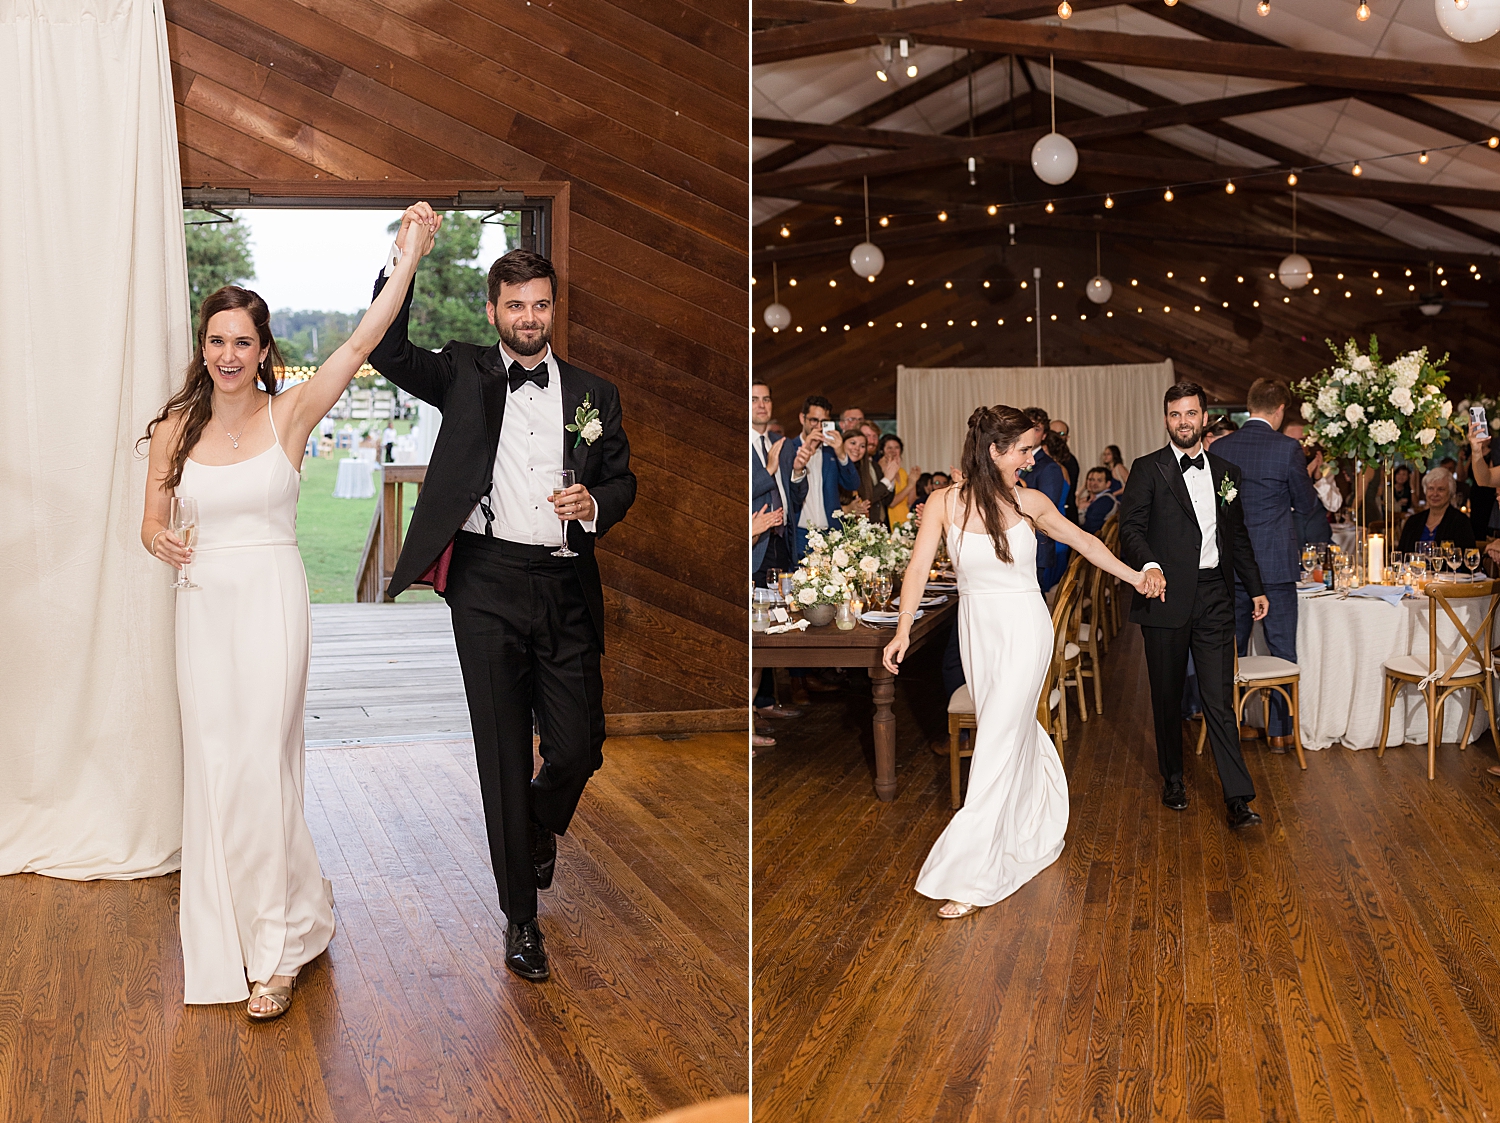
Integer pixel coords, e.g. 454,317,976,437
832,548,849,568
1351,354,1374,373
1323,420,1346,437
798,587,818,605
581,418,604,443
1441,400,1454,419
1333,367,1354,384
1389,386,1415,415
1345,403,1366,425
1317,386,1341,415
1418,428,1437,445
1301,401,1316,422
1369,419,1400,444
1388,354,1421,388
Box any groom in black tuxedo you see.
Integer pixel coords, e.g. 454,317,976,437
1118,382,1266,829
369,209,636,981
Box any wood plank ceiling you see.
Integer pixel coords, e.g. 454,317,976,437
753,0,1500,433
165,0,748,718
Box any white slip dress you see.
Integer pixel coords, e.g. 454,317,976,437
914,494,1070,906
175,403,334,1003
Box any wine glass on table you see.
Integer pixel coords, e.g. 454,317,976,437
1444,542,1461,578
1466,547,1482,581
168,496,200,590
764,568,782,603
1301,546,1317,583
551,470,579,558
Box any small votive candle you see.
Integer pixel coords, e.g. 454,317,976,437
751,604,770,632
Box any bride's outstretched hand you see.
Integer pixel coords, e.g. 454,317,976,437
1134,568,1167,599
882,633,909,675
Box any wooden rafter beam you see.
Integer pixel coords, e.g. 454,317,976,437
752,0,1122,63
754,51,1002,175
753,85,1349,192
767,19,1500,102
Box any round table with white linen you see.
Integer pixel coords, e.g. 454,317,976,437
1292,584,1493,751
333,457,378,499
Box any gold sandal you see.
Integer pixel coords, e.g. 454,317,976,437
247,979,294,1020
937,900,982,920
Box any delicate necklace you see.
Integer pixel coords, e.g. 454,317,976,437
220,401,261,449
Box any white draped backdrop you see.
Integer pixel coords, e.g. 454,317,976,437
896,361,1177,483
0,0,189,878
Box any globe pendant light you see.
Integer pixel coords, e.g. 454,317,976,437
1030,55,1078,185
849,176,885,280
1436,0,1500,40
763,261,791,331
1086,231,1113,304
1278,192,1312,290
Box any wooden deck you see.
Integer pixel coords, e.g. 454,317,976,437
305,603,469,745
0,732,747,1121
754,624,1500,1122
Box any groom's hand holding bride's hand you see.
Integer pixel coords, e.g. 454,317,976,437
1137,568,1167,600
395,202,443,259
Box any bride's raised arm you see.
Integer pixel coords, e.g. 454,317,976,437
278,203,441,453
1021,487,1156,596
883,485,951,673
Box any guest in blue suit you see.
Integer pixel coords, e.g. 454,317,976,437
1019,407,1070,591
787,395,859,561
1208,378,1321,753
751,383,800,743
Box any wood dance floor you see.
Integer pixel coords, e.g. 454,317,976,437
0,733,746,1121
754,624,1500,1122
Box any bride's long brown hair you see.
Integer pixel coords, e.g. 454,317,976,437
139,286,284,489
957,405,1042,564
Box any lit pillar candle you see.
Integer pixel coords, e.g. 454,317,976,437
1368,534,1384,584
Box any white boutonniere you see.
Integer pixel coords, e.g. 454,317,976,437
566,393,602,448
1217,475,1238,505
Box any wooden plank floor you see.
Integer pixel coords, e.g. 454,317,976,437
0,733,747,1121
753,623,1500,1122
305,604,471,745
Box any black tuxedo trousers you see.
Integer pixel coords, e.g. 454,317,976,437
1140,569,1256,803
446,532,606,923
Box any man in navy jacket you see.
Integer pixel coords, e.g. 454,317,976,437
1208,378,1321,752
786,395,859,561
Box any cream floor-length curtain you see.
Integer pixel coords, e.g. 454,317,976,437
0,0,188,878
896,362,1176,483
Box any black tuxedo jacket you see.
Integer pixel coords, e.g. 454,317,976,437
1117,445,1264,629
367,273,636,650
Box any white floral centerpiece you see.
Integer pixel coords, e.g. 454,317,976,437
1294,337,1451,469
791,516,916,613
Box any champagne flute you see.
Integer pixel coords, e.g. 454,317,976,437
1466,547,1482,580
551,470,579,558
765,568,782,603
1445,542,1461,576
169,496,200,590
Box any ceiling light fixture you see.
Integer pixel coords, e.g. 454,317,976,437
1225,181,1236,194
764,262,791,332
1356,1,1371,19
1257,0,1270,13
1351,162,1363,176
1058,0,1072,16
1164,188,1174,201
1419,150,1429,163
1287,171,1299,186
779,225,790,238
849,177,885,281
1031,55,1078,185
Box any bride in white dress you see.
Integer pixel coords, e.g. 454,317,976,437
884,406,1154,919
138,205,440,1017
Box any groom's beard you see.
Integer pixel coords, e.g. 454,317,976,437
1169,422,1204,450
499,319,551,357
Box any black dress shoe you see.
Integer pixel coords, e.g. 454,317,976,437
1162,779,1188,811
531,816,557,891
505,919,550,981
1226,798,1262,829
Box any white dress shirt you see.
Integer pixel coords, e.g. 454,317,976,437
798,445,828,530
463,344,597,543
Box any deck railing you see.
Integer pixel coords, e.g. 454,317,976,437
355,464,427,603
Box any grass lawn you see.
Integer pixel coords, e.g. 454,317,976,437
296,433,439,604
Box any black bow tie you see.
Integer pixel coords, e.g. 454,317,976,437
507,360,548,392
1180,452,1206,472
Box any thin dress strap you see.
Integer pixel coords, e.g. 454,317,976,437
267,390,280,443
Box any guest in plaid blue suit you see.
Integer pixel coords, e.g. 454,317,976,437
1207,379,1321,753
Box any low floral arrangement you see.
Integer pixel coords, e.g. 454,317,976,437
1294,337,1452,469
792,516,916,606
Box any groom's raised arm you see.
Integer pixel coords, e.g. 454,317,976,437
367,266,457,409
1117,458,1158,572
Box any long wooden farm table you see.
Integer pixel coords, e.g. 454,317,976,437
752,599,958,800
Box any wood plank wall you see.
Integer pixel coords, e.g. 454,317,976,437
164,0,748,718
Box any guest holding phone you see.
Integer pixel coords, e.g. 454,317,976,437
787,395,858,560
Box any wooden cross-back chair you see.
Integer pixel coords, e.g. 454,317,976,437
1195,650,1308,770
1051,558,1089,733
1377,579,1500,780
